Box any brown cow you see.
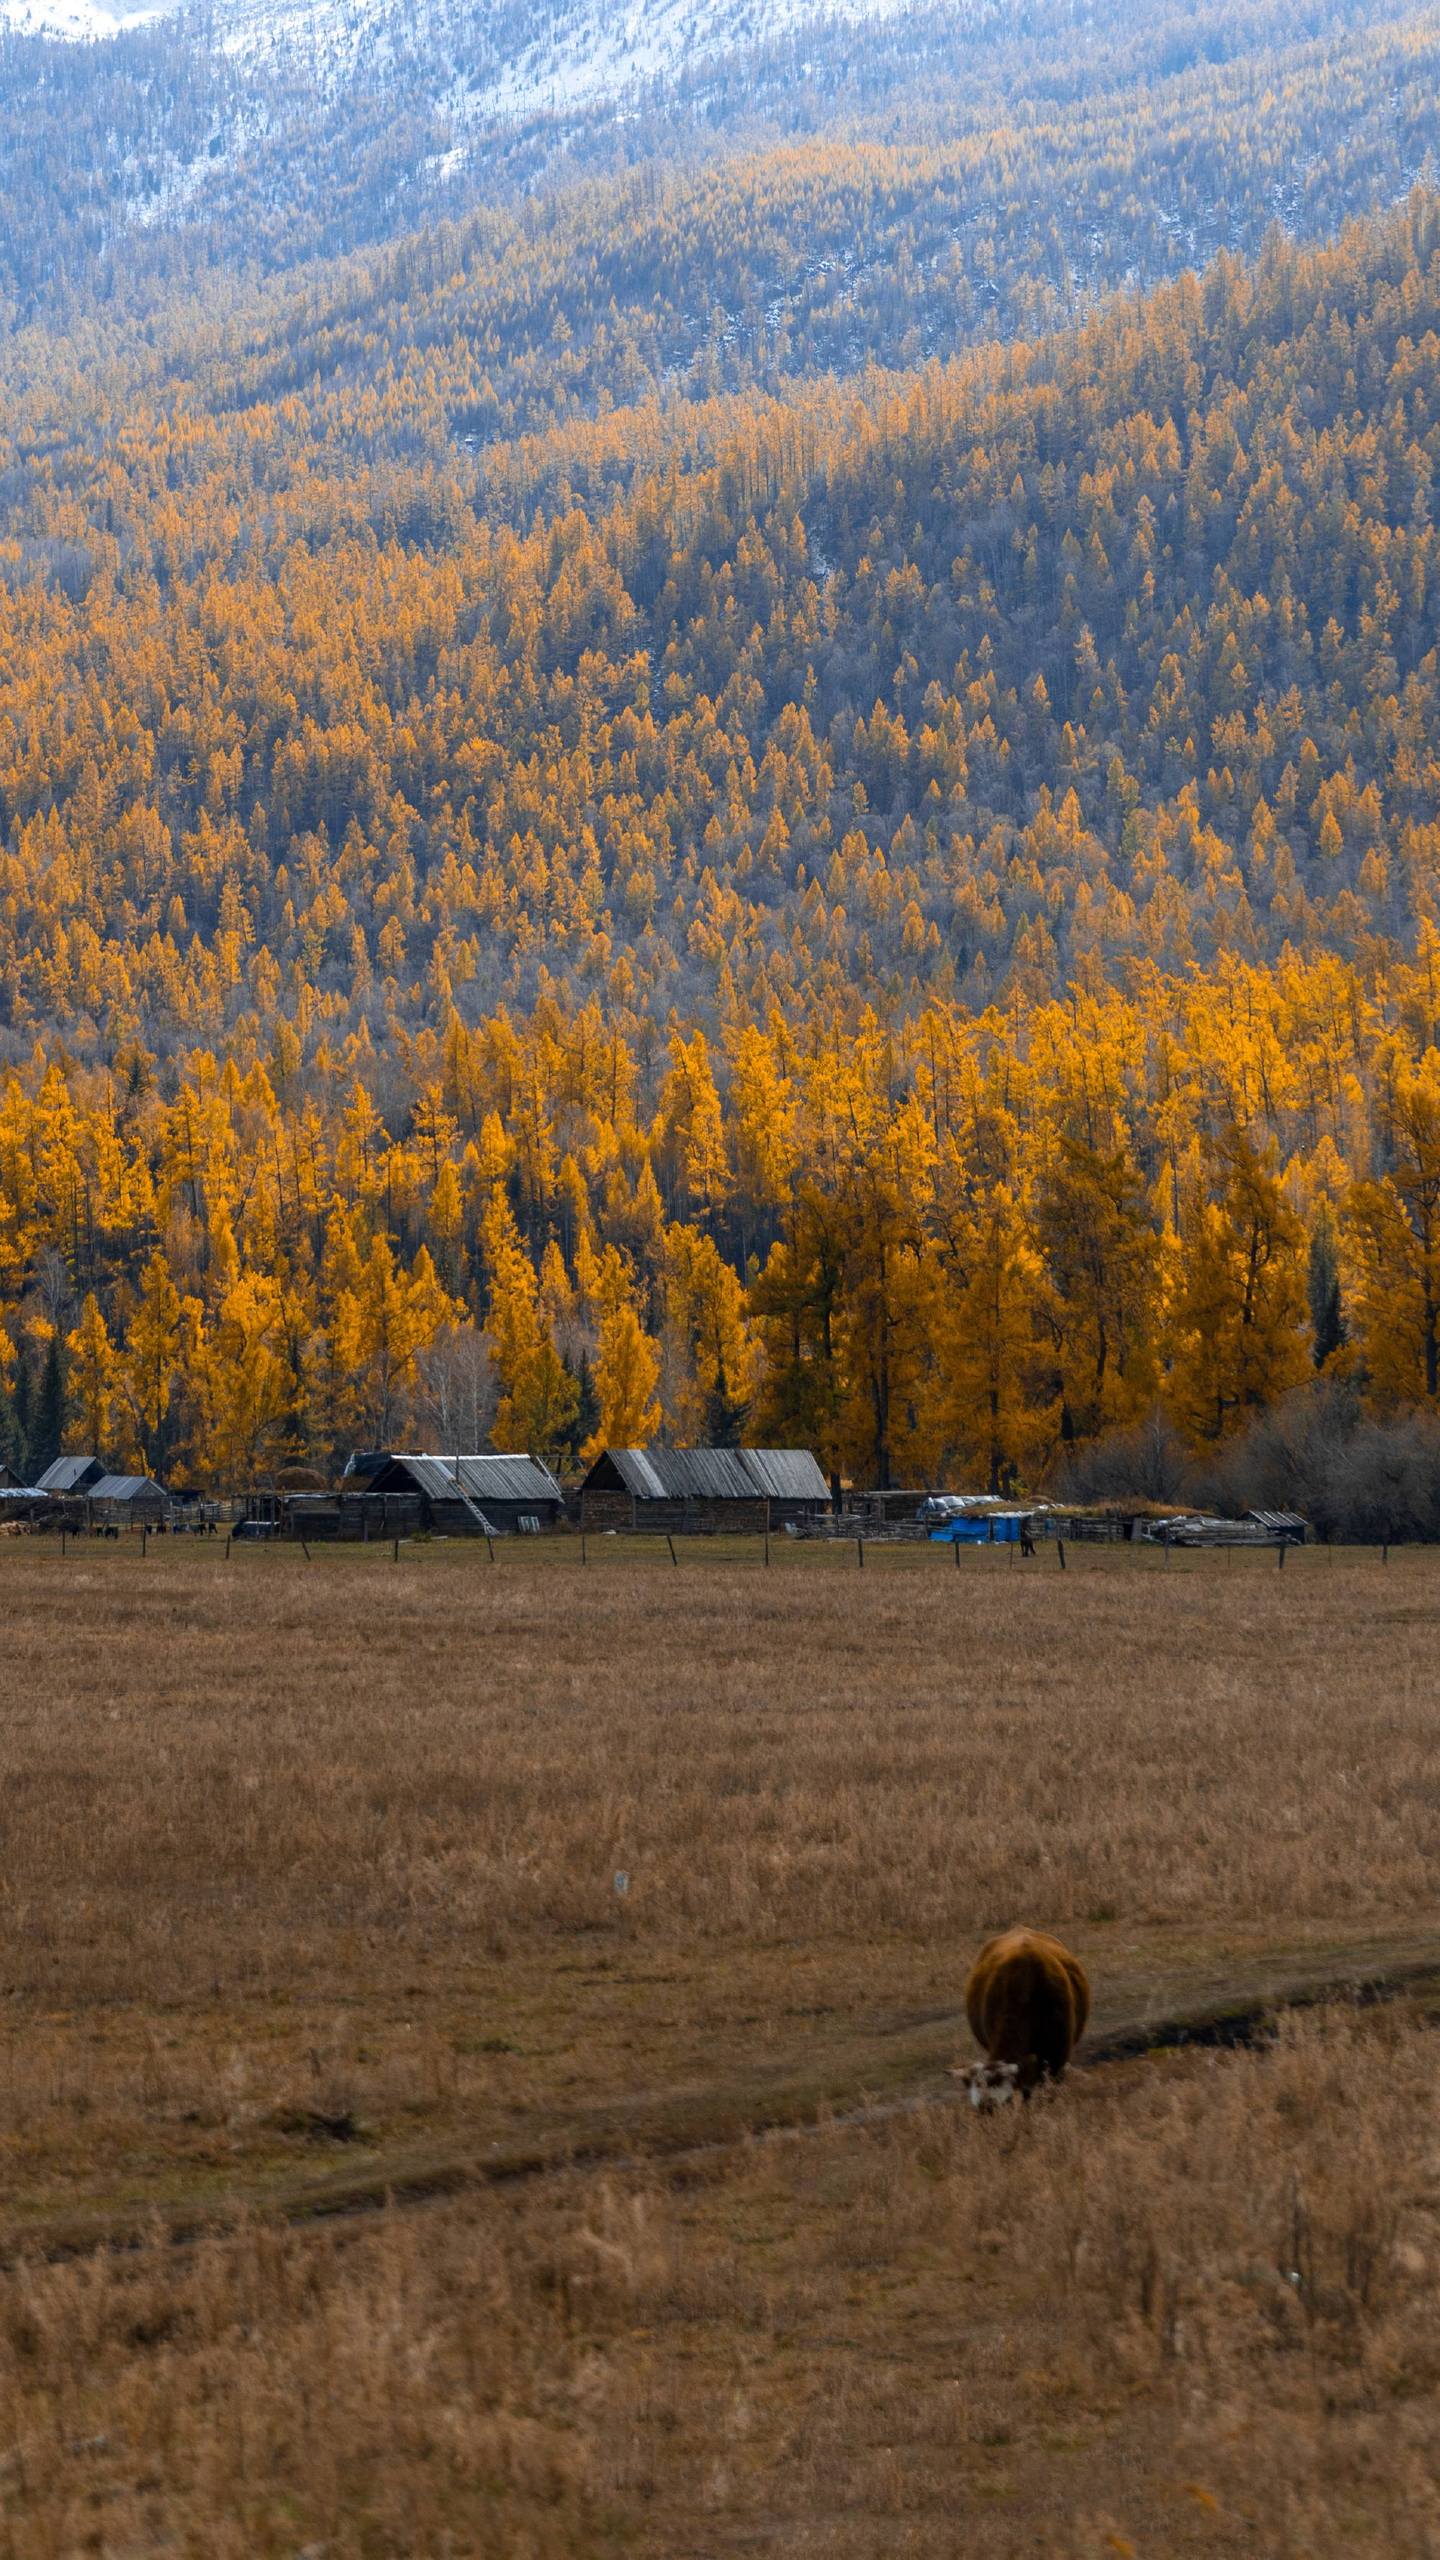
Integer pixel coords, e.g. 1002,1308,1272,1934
956,1927,1090,2109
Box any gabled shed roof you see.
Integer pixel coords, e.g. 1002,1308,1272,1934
37,1453,104,1494
584,1447,830,1502
89,1475,167,1503
364,1452,564,1506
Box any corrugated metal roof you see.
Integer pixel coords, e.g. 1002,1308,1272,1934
735,1448,831,1500
1144,1513,1272,1544
37,1453,101,1493
387,1453,564,1505
594,1448,829,1502
90,1475,166,1502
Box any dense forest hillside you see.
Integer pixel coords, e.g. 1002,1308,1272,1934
9,202,1440,1030
0,0,1435,328
3,0,1440,1497
2,196,1440,1493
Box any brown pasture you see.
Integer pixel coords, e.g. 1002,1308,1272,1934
3,1534,1440,2550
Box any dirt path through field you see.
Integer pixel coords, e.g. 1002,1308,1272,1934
13,1927,1440,2265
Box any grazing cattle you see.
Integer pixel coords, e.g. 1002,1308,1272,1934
957,1927,1090,2109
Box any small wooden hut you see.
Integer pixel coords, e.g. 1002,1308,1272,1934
86,1474,171,1527
342,1451,566,1535
578,1447,830,1534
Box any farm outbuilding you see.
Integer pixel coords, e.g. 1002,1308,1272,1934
343,1451,566,1535
86,1474,171,1526
578,1446,831,1534
37,1453,105,1496
1141,1510,1311,1548
1249,1509,1309,1544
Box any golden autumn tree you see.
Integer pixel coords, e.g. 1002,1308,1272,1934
661,1222,754,1444
934,1179,1052,1494
1031,1129,1160,1445
347,1236,459,1445
748,1202,847,1494
1346,1047,1440,1407
66,1292,118,1457
1166,1128,1310,1442
817,1081,940,1492
194,1271,301,1485
660,1031,732,1221
584,1250,662,1460
480,1187,579,1456
115,1253,195,1475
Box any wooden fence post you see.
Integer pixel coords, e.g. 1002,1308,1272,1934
1277,1539,1286,1570
1056,1537,1067,1572
856,1534,865,1569
141,1527,148,1558
581,1530,588,1566
392,1537,399,1563
666,1534,678,1567
486,1532,496,1564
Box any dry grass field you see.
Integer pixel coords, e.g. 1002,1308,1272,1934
4,1533,1440,2553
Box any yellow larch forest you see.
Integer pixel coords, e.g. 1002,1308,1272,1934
3,201,1440,1494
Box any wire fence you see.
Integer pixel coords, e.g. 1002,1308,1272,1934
16,1524,1412,1573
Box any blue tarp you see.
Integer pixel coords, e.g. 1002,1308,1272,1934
929,1514,1028,1543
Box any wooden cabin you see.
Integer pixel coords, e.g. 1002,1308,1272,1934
342,1451,566,1535
578,1446,831,1534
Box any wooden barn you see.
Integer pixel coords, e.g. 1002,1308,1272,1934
86,1473,171,1527
342,1451,566,1535
37,1453,105,1496
578,1446,831,1535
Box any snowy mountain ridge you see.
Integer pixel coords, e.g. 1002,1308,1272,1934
0,0,989,324
424,0,914,124
2,0,914,97
13,0,1417,350
0,0,159,33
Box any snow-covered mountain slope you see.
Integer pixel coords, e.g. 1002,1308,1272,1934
0,0,160,31
0,0,988,323
5,0,1432,353
4,0,913,99
192,0,920,127
471,0,913,119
